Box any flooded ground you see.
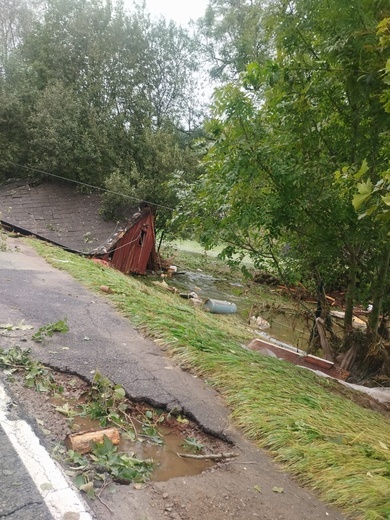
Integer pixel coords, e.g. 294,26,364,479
154,269,313,352
121,428,215,482
7,369,229,485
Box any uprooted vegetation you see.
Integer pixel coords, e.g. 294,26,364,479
0,346,228,498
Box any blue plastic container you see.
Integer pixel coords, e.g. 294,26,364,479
203,298,237,314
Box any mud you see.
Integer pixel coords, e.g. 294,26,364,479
5,369,226,483
2,367,345,520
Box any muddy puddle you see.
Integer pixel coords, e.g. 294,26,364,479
48,380,225,483
120,428,215,481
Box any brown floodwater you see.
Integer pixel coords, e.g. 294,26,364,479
151,270,314,351
51,396,216,481
120,428,214,482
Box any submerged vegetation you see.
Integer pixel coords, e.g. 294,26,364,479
30,239,390,520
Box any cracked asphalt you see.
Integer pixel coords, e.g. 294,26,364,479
0,239,230,437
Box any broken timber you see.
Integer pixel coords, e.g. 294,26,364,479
65,427,120,454
176,452,238,461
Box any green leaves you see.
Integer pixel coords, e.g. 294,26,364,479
353,179,373,210
354,159,369,180
68,435,153,486
381,193,390,207
182,437,204,453
0,346,59,393
32,319,69,342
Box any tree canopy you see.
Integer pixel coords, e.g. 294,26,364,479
172,0,390,375
0,0,203,229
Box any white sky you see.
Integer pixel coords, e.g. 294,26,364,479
142,0,209,26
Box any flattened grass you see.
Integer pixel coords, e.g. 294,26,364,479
30,240,390,519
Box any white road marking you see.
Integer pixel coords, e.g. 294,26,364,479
0,382,94,520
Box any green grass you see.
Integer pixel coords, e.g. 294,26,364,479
30,239,390,520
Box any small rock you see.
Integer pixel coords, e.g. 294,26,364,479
100,285,114,294
162,493,169,499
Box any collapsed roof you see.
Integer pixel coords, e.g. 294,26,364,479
0,180,145,255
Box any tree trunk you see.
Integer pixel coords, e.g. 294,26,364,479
316,318,334,361
344,253,358,330
339,245,390,377
368,242,390,333
340,347,359,372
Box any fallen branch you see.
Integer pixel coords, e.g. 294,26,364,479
97,483,114,514
225,461,260,465
176,452,238,460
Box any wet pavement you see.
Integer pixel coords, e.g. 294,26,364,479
0,238,346,520
0,421,52,520
0,379,92,520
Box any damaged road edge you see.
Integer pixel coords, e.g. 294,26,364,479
0,380,95,520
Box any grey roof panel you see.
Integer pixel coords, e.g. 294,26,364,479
0,181,136,254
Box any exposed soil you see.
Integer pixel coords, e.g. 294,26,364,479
5,368,228,477
2,368,345,520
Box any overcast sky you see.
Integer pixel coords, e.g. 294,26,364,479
142,0,209,26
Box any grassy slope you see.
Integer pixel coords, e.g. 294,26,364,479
30,240,390,520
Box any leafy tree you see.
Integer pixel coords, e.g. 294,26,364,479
27,80,112,184
351,16,390,336
0,0,41,67
198,0,267,80
178,0,390,376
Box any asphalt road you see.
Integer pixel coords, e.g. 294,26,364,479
0,239,230,437
0,238,231,519
0,421,52,520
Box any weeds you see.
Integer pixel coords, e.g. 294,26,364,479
183,437,204,453
32,319,69,342
0,347,61,393
0,349,166,488
0,226,7,251
76,371,163,445
63,435,153,495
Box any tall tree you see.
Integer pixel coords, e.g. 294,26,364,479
198,0,267,80
177,0,390,375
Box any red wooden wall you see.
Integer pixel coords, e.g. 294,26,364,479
109,211,157,275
